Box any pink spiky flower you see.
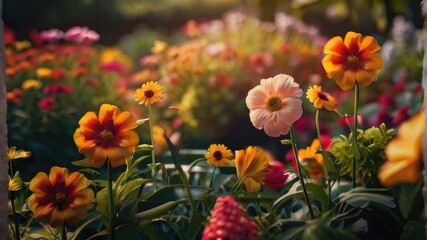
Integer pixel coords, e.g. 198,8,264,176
202,196,260,240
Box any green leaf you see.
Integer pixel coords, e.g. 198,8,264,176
71,159,92,167
69,212,105,240
95,187,109,215
115,222,139,240
272,181,329,213
186,213,205,240
281,139,293,145
130,201,179,222
136,118,150,125
318,150,337,177
135,144,153,152
117,178,146,202
401,221,425,240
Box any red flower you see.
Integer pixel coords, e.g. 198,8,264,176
43,84,74,94
50,67,67,80
38,97,55,112
5,26,15,45
202,196,259,240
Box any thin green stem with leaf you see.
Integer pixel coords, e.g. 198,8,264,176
148,104,158,191
290,126,315,219
107,160,115,240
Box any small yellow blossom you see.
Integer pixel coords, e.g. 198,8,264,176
151,40,168,54
135,81,164,106
7,146,31,161
36,68,52,78
205,144,234,167
22,79,42,90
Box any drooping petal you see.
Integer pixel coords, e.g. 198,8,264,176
243,177,261,192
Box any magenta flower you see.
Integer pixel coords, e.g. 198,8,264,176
38,97,55,112
40,29,64,43
245,74,303,137
263,163,289,191
64,26,99,44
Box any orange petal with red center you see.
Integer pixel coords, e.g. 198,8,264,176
335,70,357,90
323,36,347,56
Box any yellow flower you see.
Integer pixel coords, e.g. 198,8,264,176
28,166,94,228
7,146,31,161
36,68,52,78
135,81,164,106
306,85,338,111
322,31,383,90
73,104,140,168
100,47,133,72
298,139,324,179
22,79,42,90
14,40,31,51
205,144,234,167
9,173,23,191
151,40,168,54
234,146,270,192
378,110,424,187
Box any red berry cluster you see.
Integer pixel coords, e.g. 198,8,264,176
202,195,260,240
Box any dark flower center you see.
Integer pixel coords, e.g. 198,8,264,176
266,97,282,111
56,193,65,202
213,151,223,160
347,55,359,65
100,130,114,140
145,90,155,98
317,92,329,101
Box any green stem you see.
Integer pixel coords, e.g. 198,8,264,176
315,110,331,203
229,176,246,196
148,104,157,191
62,223,67,240
290,126,315,219
352,83,361,188
9,191,20,240
208,167,217,192
107,160,115,240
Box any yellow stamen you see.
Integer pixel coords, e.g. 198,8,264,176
100,130,113,140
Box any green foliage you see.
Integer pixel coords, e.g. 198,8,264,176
329,123,394,186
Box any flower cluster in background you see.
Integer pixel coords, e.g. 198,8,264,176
5,27,134,177
130,11,327,142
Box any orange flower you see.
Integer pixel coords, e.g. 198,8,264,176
235,146,270,192
306,85,338,111
28,166,94,228
322,31,383,90
298,139,324,179
246,74,303,137
205,144,234,167
378,110,424,187
73,104,139,168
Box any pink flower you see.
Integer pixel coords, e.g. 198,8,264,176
263,163,289,191
64,26,99,44
38,97,55,111
43,84,74,94
40,28,64,43
248,52,274,76
246,74,303,137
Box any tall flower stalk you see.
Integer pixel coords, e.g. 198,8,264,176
148,104,158,191
352,83,361,188
107,160,115,240
290,126,315,219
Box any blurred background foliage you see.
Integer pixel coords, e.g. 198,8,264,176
4,0,423,44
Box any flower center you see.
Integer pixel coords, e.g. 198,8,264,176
55,193,65,202
317,92,329,101
266,97,282,111
213,151,223,161
347,55,359,65
145,90,154,98
100,130,113,140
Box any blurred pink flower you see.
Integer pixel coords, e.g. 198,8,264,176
246,74,303,137
208,74,233,87
43,84,74,94
64,26,99,44
248,52,274,76
263,163,289,191
38,97,55,111
40,28,64,43
392,105,410,126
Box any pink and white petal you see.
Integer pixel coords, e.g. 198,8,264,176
246,86,268,109
249,108,272,130
263,118,287,137
279,98,303,125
